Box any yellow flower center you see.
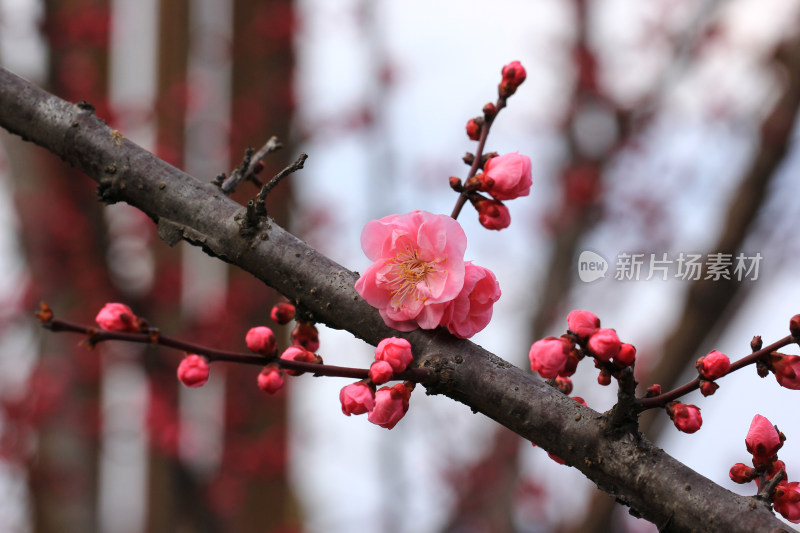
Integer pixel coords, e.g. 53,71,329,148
386,246,442,308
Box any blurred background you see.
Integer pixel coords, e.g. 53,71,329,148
1,0,800,531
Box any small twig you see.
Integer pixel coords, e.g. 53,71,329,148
450,96,507,220
635,335,794,411
252,152,308,218
757,469,786,501
41,317,434,384
221,137,283,194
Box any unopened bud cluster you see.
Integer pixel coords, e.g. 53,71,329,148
730,415,799,523
340,337,415,429
528,310,636,392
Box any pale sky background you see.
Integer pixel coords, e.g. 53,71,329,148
1,0,800,532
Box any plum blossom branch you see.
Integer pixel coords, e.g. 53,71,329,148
37,308,434,384
0,65,791,532
635,334,795,411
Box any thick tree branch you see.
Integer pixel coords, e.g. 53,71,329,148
0,67,790,532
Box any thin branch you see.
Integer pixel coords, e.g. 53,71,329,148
42,317,434,383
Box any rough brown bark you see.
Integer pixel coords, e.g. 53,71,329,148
0,67,793,532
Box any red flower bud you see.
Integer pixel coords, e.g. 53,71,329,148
257,365,284,395
96,302,140,332
566,309,600,339
177,354,210,388
771,353,800,389
280,346,316,376
554,376,573,395
699,380,719,396
745,414,782,465
270,302,296,324
587,328,621,362
245,326,277,356
615,343,636,367
291,322,319,352
668,402,702,434
475,198,511,230
369,360,394,385
790,314,800,339
696,350,731,380
466,117,483,141
645,384,662,397
529,337,571,378
729,463,756,484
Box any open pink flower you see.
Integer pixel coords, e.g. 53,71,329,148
529,337,571,379
340,381,375,416
257,365,284,395
177,355,210,388
96,302,140,332
669,402,702,434
440,262,501,339
246,326,277,356
368,383,412,429
746,414,782,463
773,482,800,523
375,337,413,372
479,152,532,201
355,211,467,331
566,310,600,339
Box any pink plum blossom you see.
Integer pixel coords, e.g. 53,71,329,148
340,381,375,416
440,262,501,339
257,365,284,395
368,383,412,429
480,152,532,201
369,361,394,385
529,337,571,379
375,337,413,372
245,326,277,356
587,328,621,362
177,354,210,388
96,302,139,332
355,211,467,331
566,309,600,339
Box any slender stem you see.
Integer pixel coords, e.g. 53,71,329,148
450,96,507,220
635,335,793,411
44,318,434,384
